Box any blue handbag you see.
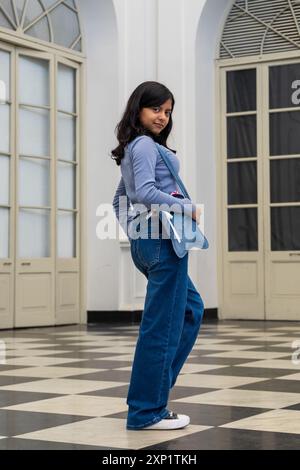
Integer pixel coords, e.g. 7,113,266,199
155,143,209,258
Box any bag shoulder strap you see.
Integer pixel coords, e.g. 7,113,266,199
155,143,191,200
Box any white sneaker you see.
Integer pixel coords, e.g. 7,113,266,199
143,411,190,430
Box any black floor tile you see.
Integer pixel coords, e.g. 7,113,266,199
0,438,116,450
0,364,34,373
203,366,294,378
220,340,289,347
102,410,128,420
0,376,44,387
284,403,300,411
55,360,132,369
0,390,62,408
235,379,300,394
67,369,131,382
0,410,89,437
248,346,293,353
169,386,216,400
186,356,255,366
39,352,117,360
80,384,129,398
167,402,271,426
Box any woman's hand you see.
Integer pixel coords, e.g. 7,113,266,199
192,206,201,225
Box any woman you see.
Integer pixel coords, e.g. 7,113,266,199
111,81,204,430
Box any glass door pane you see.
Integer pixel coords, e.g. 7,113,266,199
0,208,9,258
227,161,257,205
57,63,75,113
271,207,300,251
270,111,300,156
57,113,76,161
0,104,10,153
57,211,76,258
0,49,10,102
269,63,300,251
19,107,50,157
19,56,49,106
19,208,50,258
0,155,10,206
228,208,258,251
270,159,300,203
269,63,300,109
57,63,77,258
57,162,76,209
19,157,50,207
0,50,10,153
227,69,256,113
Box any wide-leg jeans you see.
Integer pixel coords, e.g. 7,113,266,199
126,219,204,430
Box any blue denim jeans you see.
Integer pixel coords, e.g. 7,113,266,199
127,218,204,430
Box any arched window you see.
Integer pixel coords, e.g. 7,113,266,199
220,0,300,58
0,0,82,52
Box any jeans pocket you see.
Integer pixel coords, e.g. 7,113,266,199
137,238,161,269
130,240,146,274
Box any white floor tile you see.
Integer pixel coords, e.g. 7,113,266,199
0,378,127,395
175,374,266,389
174,388,300,408
16,417,210,449
4,395,128,417
222,409,300,434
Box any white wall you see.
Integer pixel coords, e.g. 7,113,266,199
78,0,120,310
79,0,232,313
194,0,232,308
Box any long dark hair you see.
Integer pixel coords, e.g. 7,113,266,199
111,81,176,166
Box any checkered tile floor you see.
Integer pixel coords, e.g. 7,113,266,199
0,320,300,449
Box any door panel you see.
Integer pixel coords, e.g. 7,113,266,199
264,62,300,320
0,43,13,328
56,271,79,325
56,59,79,325
0,274,12,325
221,62,300,320
15,50,54,327
222,67,265,319
0,42,81,330
15,270,53,328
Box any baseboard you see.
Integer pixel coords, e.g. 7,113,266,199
87,308,218,324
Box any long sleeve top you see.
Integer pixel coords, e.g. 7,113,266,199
112,135,195,238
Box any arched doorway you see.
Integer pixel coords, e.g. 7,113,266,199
217,0,300,320
0,0,85,328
